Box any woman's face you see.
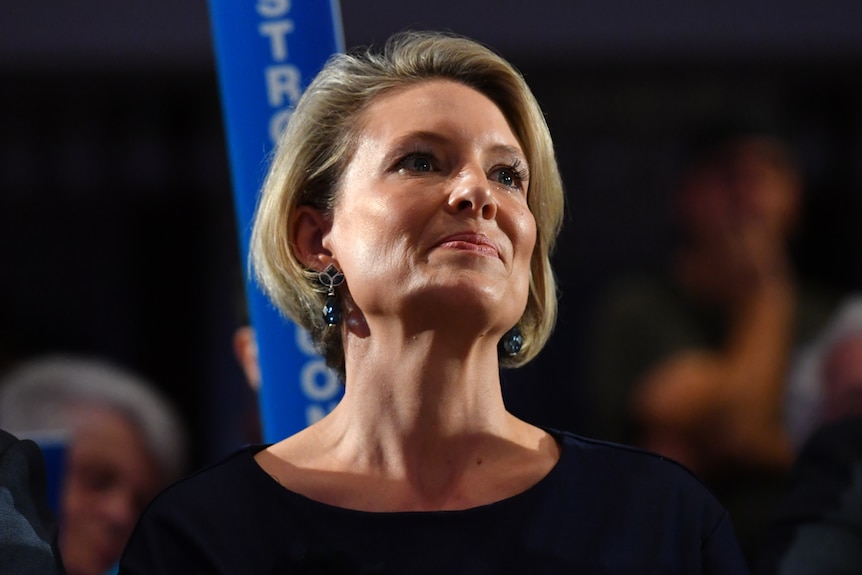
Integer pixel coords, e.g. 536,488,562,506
323,79,536,334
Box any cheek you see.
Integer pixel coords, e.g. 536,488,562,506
331,217,387,273
511,209,538,301
329,198,420,266
327,214,411,308
61,470,98,526
515,209,538,262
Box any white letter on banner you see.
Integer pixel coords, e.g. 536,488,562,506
295,325,317,356
269,108,293,145
265,65,301,107
301,359,341,401
259,20,294,61
256,0,291,18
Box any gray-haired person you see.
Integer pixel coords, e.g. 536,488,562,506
0,355,186,575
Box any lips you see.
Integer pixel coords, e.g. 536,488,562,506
436,232,500,258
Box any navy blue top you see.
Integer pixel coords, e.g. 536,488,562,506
0,429,65,575
119,429,749,574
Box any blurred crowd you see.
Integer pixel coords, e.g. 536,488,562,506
585,123,862,569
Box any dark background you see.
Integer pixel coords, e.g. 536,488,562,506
2,1,861,467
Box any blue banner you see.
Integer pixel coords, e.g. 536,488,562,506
208,0,345,442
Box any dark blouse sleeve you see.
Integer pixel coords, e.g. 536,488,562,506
118,482,224,575
702,511,751,575
118,447,274,575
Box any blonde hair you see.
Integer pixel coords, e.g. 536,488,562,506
251,30,564,375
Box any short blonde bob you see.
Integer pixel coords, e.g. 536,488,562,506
250,30,565,377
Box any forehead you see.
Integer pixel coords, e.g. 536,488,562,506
355,79,521,148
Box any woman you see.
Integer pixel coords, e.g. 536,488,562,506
120,31,749,573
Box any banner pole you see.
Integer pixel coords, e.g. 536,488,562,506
208,0,345,442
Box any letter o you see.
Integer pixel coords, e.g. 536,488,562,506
301,359,340,401
294,325,317,356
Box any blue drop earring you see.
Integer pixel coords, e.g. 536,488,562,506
318,264,345,326
500,325,523,357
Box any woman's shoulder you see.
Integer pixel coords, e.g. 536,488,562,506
548,428,723,505
121,444,297,572
553,427,701,473
144,444,274,513
525,429,748,571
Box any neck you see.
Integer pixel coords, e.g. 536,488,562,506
260,317,556,512
317,320,520,467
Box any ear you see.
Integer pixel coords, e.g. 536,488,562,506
292,205,332,270
232,326,261,392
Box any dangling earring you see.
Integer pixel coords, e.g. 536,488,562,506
499,325,523,357
318,264,345,326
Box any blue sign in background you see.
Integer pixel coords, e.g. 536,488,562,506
208,0,345,442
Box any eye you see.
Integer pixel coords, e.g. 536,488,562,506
397,152,437,174
73,462,118,493
495,168,517,188
490,160,529,192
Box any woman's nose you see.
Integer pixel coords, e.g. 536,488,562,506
446,166,497,219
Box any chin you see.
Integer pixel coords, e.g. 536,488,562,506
424,283,521,323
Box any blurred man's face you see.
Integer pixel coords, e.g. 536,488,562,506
60,408,163,575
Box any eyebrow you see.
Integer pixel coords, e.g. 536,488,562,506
383,132,528,165
489,144,529,166
386,131,447,154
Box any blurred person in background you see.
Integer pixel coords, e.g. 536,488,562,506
0,355,187,575
230,276,261,396
784,296,862,447
754,414,862,574
230,321,263,445
753,296,862,573
230,280,263,444
586,122,839,562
